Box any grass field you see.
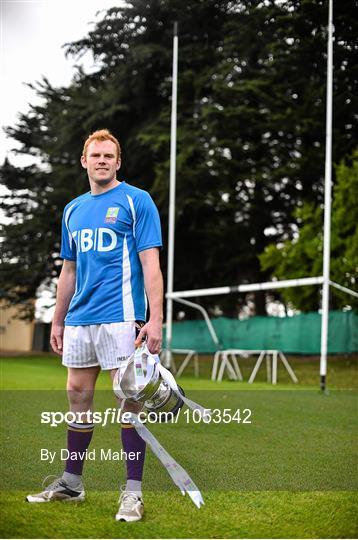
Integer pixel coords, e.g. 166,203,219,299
1,353,357,539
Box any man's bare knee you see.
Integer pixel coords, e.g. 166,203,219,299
66,367,99,412
67,387,94,412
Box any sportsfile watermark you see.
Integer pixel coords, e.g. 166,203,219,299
40,407,252,427
2,390,356,491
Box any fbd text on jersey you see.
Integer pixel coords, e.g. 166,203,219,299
71,228,117,253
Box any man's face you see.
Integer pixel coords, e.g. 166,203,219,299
81,140,121,185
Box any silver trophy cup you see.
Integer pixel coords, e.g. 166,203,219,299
113,348,184,422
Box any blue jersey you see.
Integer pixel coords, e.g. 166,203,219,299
60,182,162,325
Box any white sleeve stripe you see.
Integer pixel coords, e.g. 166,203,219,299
64,203,76,249
64,203,76,231
126,195,136,238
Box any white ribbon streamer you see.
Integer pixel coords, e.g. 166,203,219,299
127,412,205,508
156,361,210,419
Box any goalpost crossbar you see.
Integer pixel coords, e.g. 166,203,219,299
167,276,325,300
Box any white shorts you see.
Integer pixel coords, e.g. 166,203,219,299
62,322,136,370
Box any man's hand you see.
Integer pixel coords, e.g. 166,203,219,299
135,319,162,354
50,324,64,355
50,260,76,356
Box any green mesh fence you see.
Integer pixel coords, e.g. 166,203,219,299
164,311,358,354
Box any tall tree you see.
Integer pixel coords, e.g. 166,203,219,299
260,149,358,311
1,0,357,319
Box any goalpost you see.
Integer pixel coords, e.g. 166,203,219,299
164,2,357,389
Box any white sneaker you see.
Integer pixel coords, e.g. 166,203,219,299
115,488,144,522
26,476,85,503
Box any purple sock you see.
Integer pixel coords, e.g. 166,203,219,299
65,422,94,476
121,424,146,481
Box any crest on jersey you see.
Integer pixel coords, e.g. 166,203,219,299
105,207,119,223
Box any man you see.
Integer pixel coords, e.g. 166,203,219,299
26,129,164,522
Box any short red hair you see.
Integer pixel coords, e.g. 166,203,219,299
82,129,121,160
